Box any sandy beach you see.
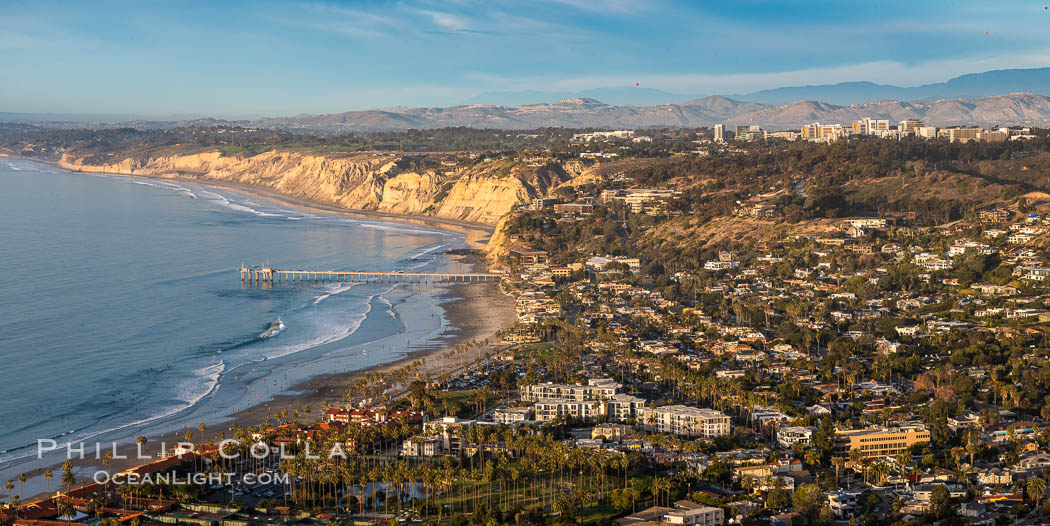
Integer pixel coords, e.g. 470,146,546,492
0,156,516,501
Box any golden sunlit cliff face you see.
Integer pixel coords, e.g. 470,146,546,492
58,151,574,229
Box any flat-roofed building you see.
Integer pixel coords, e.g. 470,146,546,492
638,405,730,438
401,436,440,457
492,407,531,425
608,393,647,423
834,424,930,459
948,127,981,143
852,118,889,136
534,399,604,423
713,123,725,142
917,126,939,139
664,506,724,526
592,423,632,441
777,426,815,448
899,119,925,135
509,248,549,265
520,378,619,402
423,416,479,453
553,203,594,217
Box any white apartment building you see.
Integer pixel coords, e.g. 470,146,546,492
917,126,939,139
801,122,847,142
607,393,647,423
401,437,440,457
534,399,604,423
922,259,953,271
638,405,731,438
492,407,532,424
898,119,925,134
852,118,889,136
423,416,479,453
520,378,620,402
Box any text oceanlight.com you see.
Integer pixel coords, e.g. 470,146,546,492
93,471,289,486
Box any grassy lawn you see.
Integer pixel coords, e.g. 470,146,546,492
514,342,561,361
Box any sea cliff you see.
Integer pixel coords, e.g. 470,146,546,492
58,150,577,257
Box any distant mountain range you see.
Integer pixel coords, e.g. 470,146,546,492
6,67,1050,132
463,86,696,107
242,92,1050,132
465,68,1050,106
733,68,1050,105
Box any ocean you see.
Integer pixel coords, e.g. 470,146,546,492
0,158,469,484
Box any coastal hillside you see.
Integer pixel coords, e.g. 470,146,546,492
57,150,575,226
245,92,1050,132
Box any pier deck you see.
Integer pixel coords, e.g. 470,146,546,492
240,265,501,284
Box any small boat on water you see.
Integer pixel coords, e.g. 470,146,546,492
258,316,285,339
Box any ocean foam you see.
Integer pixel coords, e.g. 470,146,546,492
0,360,225,466
409,243,448,260
199,190,281,217
257,299,373,362
313,282,360,305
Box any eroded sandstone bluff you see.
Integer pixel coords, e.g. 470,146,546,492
58,151,581,249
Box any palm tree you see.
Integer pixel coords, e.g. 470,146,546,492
91,493,105,522
62,460,76,495
828,456,843,485
16,474,25,499
44,468,53,493
8,495,21,522
1029,477,1047,516
872,462,890,486
57,498,76,522
804,449,820,469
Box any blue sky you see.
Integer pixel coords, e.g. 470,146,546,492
2,0,1049,117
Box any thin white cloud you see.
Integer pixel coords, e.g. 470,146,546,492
541,0,647,15
413,9,473,31
280,2,401,38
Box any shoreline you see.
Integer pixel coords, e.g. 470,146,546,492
0,156,516,501
221,278,512,431
0,153,496,251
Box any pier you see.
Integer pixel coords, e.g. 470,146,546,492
240,264,502,285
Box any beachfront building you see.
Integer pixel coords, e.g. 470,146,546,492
637,406,731,438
